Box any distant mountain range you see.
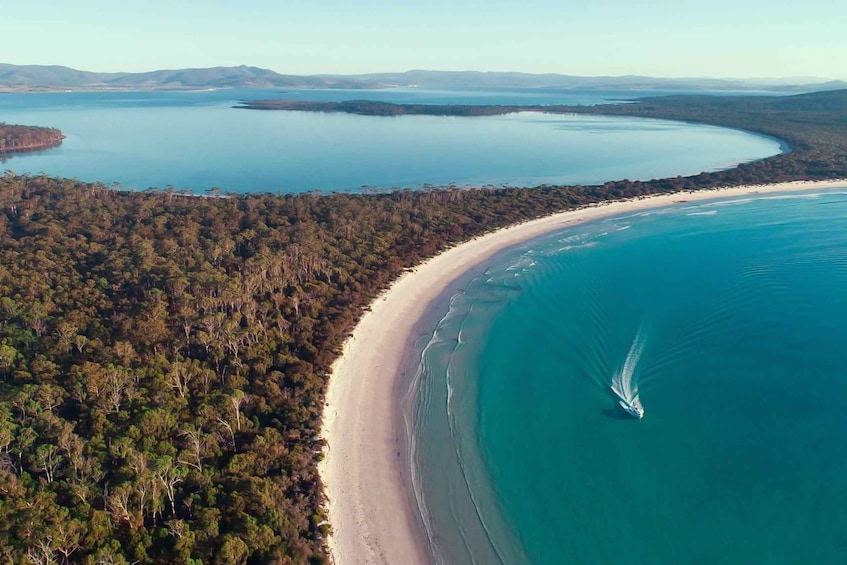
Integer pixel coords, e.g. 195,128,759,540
0,64,364,91
1,63,845,93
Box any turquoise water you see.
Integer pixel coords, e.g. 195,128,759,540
412,189,847,564
0,89,781,193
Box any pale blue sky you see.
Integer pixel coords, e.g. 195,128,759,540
4,0,846,78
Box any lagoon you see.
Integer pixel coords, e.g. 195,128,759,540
0,89,782,193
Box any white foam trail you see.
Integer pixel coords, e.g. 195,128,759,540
611,329,646,409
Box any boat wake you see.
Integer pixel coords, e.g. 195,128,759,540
611,329,646,419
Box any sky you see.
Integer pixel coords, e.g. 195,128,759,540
4,0,847,79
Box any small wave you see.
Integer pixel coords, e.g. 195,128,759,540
445,365,454,424
758,192,823,201
406,327,447,562
638,207,676,217
505,256,537,272
686,210,719,216
557,241,599,252
702,197,754,208
558,232,592,244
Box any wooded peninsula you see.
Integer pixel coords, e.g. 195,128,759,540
0,124,65,154
2,90,847,563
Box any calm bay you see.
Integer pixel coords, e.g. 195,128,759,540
1,88,782,193
412,189,847,564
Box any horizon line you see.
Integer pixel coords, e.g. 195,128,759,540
0,61,842,84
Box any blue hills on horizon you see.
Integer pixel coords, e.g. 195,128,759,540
1,63,846,92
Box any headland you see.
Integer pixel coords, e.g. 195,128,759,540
0,124,64,154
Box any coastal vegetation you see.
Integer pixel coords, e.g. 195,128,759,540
238,99,527,116
1,90,846,563
0,124,64,154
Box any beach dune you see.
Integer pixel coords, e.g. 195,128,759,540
319,180,846,564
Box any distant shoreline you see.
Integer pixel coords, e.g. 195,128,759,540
321,179,847,564
235,99,540,116
0,85,397,95
0,138,64,153
2,64,839,94
0,86,234,94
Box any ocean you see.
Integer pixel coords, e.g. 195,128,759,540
0,88,781,193
410,189,847,564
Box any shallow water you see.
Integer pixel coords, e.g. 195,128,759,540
412,189,847,564
0,89,781,193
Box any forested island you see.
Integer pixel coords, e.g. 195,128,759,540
238,99,528,116
1,90,847,563
0,124,64,154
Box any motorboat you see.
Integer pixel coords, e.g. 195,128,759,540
618,395,644,419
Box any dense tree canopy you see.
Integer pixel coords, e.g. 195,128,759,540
0,124,64,153
1,90,846,563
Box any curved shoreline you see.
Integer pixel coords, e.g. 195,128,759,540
0,137,65,155
320,179,847,564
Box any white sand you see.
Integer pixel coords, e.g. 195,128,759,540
319,179,847,564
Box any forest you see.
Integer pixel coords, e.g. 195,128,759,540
1,90,847,563
0,124,65,153
237,99,526,116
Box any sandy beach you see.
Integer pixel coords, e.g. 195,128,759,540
319,179,847,564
